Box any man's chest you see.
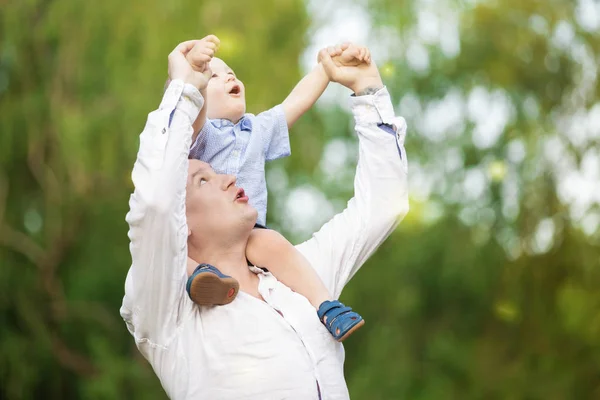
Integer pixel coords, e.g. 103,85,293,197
153,288,348,399
178,297,320,397
196,288,334,356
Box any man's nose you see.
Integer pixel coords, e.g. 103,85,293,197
221,174,236,190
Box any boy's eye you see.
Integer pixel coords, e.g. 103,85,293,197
212,73,218,78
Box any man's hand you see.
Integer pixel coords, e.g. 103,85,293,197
318,43,383,94
168,35,220,91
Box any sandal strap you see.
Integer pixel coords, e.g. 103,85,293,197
323,306,352,327
191,263,231,278
329,310,363,340
317,300,343,320
317,300,364,340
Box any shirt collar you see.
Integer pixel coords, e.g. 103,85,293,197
212,116,253,132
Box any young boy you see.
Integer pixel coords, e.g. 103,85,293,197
183,35,371,341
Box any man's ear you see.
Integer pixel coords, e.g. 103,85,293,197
188,228,192,237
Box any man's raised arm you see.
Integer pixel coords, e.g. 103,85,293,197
296,46,409,299
120,39,214,347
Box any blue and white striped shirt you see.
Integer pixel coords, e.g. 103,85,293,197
189,104,290,226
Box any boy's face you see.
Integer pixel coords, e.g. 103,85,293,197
206,58,246,123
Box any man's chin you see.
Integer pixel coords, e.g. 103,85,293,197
245,208,258,226
226,210,258,241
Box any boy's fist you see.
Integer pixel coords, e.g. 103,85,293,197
318,43,371,67
167,35,220,90
318,43,382,93
186,35,220,73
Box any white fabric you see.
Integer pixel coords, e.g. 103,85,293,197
120,79,409,400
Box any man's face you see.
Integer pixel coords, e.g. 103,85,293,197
206,58,246,123
186,160,257,242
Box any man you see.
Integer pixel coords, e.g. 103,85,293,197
120,38,409,399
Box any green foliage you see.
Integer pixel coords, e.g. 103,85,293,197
1,0,600,399
1,1,309,398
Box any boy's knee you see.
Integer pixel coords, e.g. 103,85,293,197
249,228,290,252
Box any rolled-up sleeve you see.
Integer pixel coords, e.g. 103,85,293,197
296,87,409,299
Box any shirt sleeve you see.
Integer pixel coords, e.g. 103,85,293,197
295,87,409,299
120,80,201,348
254,104,291,161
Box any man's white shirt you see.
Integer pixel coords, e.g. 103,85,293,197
120,80,409,400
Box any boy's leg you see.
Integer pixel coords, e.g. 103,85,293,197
246,228,330,309
246,228,364,341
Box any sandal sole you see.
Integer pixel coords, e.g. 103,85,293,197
189,273,239,306
337,319,365,342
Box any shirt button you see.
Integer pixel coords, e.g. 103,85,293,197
162,128,166,134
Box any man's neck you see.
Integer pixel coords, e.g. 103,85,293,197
189,247,261,299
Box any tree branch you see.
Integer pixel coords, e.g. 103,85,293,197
0,225,45,266
50,333,98,377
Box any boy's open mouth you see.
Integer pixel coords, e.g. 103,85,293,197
229,85,241,95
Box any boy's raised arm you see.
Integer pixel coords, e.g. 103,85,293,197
186,36,220,143
281,62,330,128
281,44,371,129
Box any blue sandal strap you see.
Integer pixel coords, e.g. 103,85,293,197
317,300,364,340
321,305,352,329
329,311,363,340
317,300,342,320
323,306,352,325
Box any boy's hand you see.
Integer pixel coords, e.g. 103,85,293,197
167,35,219,91
186,35,220,90
318,43,382,94
186,35,220,74
328,42,371,67
317,43,370,70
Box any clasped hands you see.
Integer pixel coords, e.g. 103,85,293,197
168,35,382,94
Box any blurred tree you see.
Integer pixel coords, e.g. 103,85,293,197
331,0,600,399
1,0,600,399
0,0,311,398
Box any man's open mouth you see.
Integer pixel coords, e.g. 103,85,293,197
235,188,248,202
